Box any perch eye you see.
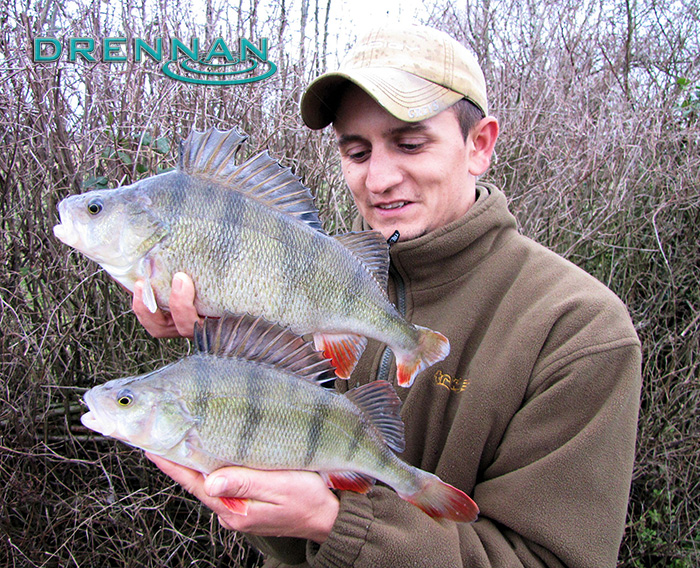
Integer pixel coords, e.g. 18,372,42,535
87,198,103,215
116,390,133,407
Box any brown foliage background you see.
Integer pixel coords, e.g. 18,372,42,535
1,0,698,566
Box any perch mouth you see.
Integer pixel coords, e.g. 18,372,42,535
80,392,118,438
80,410,104,433
53,221,75,246
53,203,79,247
80,408,116,438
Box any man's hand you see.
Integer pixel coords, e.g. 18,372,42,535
132,272,202,338
146,454,340,543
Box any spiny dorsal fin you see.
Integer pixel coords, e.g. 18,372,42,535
344,381,405,453
334,231,390,291
180,127,323,232
194,313,337,384
180,127,248,176
222,150,323,231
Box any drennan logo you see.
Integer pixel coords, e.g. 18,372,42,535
32,37,277,86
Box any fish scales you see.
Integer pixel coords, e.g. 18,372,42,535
80,314,478,522
116,350,401,481
150,174,408,339
54,127,450,386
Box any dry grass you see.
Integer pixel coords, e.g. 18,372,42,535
1,0,698,566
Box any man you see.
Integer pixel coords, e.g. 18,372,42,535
135,24,642,567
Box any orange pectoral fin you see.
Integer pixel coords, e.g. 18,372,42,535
320,471,376,493
313,333,367,379
220,496,250,515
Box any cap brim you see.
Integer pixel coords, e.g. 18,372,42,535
301,68,464,129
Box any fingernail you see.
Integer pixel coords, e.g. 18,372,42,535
208,476,228,497
172,274,183,293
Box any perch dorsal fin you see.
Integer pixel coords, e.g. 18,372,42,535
194,312,337,383
334,231,390,291
179,127,323,231
344,380,405,453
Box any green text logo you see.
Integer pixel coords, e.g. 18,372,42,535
33,37,277,85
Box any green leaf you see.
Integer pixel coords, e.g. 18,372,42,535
82,175,109,189
139,132,153,146
154,137,170,154
117,150,133,165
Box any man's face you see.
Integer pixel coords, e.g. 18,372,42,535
333,86,477,241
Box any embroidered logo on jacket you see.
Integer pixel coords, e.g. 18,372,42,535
433,370,470,392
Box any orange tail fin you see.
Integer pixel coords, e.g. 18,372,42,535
396,326,450,387
400,473,478,523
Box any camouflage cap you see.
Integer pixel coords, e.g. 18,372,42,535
301,24,488,129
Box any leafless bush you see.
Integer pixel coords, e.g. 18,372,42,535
1,0,698,566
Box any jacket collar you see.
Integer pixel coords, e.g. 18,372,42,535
352,183,518,290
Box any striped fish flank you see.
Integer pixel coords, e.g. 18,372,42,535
80,313,478,523
53,127,449,387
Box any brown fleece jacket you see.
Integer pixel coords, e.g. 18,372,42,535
247,184,642,568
